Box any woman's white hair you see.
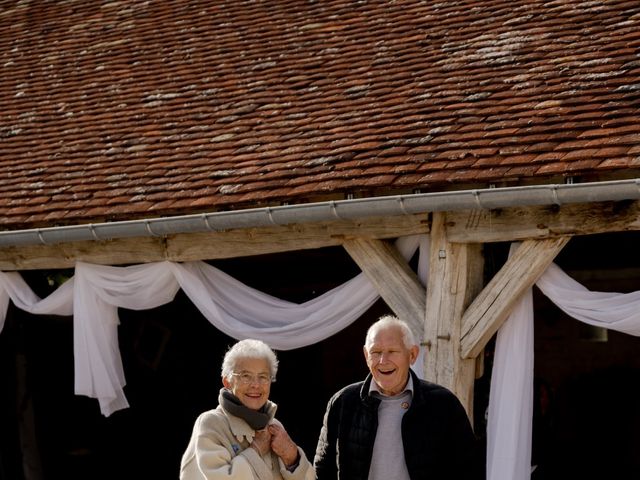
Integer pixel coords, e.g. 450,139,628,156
221,339,279,379
364,314,417,349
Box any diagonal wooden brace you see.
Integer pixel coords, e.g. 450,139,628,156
343,237,425,339
460,236,570,359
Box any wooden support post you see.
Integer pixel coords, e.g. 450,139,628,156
424,212,484,417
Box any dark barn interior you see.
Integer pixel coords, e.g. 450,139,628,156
2,232,640,480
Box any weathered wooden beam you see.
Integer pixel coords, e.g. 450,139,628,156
460,236,570,359
423,212,484,417
446,200,640,243
0,214,428,271
342,238,425,339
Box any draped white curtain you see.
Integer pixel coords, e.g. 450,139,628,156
2,233,640,478
0,235,426,416
487,250,640,480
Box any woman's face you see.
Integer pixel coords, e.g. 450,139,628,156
222,357,272,410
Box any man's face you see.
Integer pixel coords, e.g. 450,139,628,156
363,326,418,396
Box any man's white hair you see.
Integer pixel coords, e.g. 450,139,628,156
364,314,417,350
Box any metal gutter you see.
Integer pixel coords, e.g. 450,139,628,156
1,178,639,248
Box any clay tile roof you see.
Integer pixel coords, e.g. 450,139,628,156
1,0,639,229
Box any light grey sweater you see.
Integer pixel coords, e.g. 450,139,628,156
367,381,413,480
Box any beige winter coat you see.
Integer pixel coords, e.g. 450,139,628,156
180,403,315,480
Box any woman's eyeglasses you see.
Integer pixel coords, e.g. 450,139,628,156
231,372,274,385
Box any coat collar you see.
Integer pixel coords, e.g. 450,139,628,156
360,368,422,404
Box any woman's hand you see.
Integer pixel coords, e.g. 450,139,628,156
268,422,299,468
250,428,272,456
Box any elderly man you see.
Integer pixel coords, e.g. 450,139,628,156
314,315,483,480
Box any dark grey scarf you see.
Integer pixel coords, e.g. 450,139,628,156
219,388,273,430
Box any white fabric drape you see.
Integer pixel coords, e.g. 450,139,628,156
487,254,640,480
73,262,181,414
487,283,534,480
537,263,640,336
0,271,74,329
0,235,425,416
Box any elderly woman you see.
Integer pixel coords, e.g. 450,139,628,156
180,339,315,480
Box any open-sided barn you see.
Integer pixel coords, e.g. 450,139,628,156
1,1,640,479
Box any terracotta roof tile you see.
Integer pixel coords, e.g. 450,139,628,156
599,157,639,168
594,147,633,157
536,162,572,175
562,149,601,161
506,165,540,176
0,0,639,229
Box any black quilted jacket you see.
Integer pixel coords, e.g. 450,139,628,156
314,369,484,480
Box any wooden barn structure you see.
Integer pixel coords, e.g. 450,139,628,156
1,1,640,479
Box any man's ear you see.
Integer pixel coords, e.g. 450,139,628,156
362,345,369,363
409,345,419,365
222,376,231,389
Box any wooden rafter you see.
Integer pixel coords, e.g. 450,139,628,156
0,214,428,271
446,200,640,243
